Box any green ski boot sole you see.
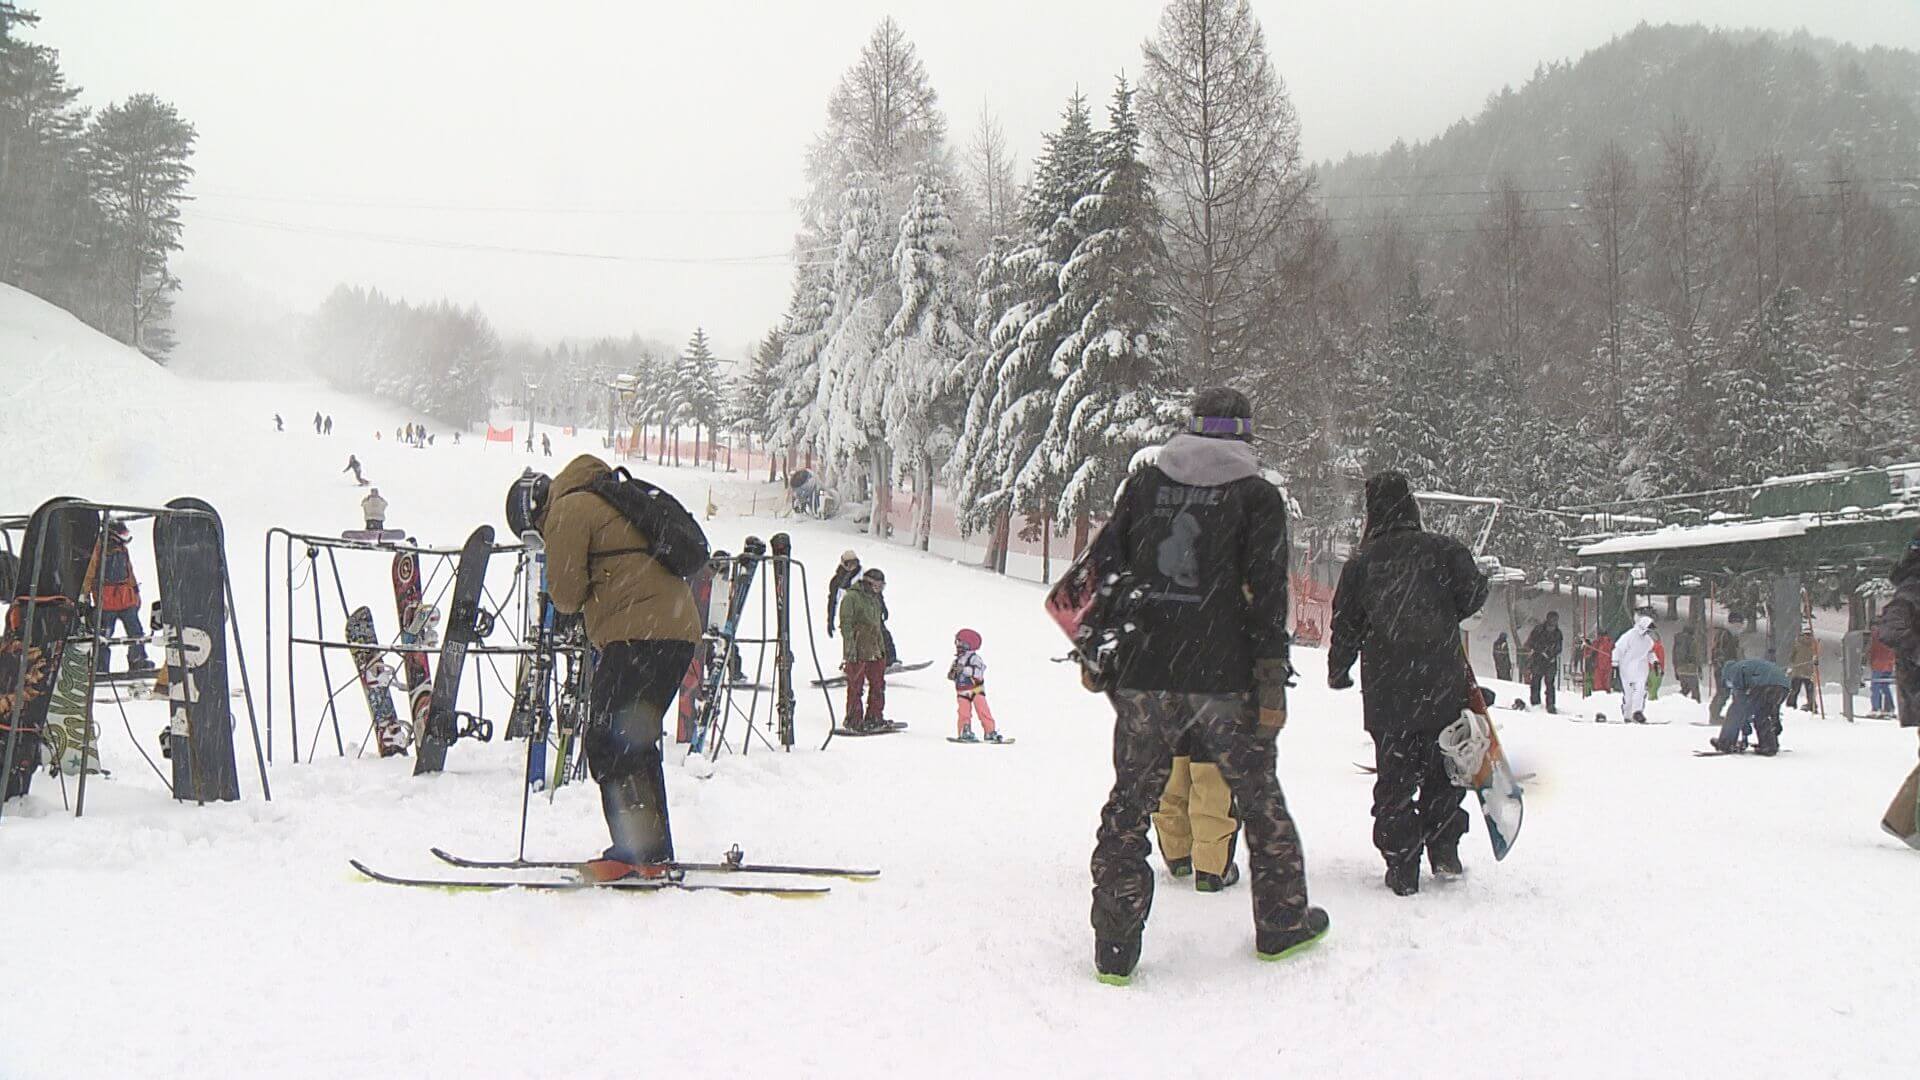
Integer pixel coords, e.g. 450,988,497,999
1256,927,1329,963
1095,972,1132,987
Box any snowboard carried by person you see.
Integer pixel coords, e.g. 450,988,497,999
414,525,495,775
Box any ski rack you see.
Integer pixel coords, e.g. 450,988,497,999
261,529,538,766
689,545,845,761
0,499,272,821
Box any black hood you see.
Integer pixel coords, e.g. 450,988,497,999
1363,471,1422,539
1894,534,1920,587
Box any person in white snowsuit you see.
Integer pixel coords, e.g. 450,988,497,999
1612,613,1658,724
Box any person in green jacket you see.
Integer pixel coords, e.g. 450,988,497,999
839,568,892,733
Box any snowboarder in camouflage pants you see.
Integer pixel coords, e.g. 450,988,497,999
1087,388,1327,984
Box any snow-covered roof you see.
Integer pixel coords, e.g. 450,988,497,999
1576,517,1809,557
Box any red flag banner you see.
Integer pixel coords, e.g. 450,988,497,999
486,424,514,445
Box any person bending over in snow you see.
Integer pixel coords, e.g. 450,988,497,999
948,628,1003,743
361,488,388,532
837,569,892,733
1329,469,1490,897
1612,611,1657,724
538,455,702,881
1089,387,1326,985
1153,729,1241,894
343,455,367,486
1712,658,1790,756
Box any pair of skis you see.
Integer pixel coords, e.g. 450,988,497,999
351,846,879,897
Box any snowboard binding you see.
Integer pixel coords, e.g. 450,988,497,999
453,712,495,743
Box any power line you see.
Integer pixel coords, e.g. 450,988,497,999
191,186,799,218
182,208,831,265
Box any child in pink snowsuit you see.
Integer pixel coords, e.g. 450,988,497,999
949,629,1004,743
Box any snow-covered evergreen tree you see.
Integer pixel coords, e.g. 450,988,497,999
676,327,724,463
955,94,1100,556
883,170,972,548
1039,78,1177,536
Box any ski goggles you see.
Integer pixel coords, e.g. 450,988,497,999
1189,416,1253,437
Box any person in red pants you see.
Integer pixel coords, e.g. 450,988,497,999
838,568,893,733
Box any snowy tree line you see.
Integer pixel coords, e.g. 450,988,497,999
0,5,196,362
744,6,1920,575
306,286,500,426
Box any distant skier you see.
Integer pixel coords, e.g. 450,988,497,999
324,415,334,435
1492,631,1513,682
538,454,702,881
1587,629,1616,694
1089,388,1326,985
343,455,367,486
1330,469,1489,897
83,521,152,674
825,550,859,638
1787,629,1818,709
1672,623,1704,701
453,431,461,445
542,432,552,457
361,488,388,532
1870,628,1898,718
273,413,283,432
405,422,415,445
313,412,323,435
947,628,1002,743
1711,658,1790,755
1525,611,1563,714
838,568,892,733
1612,612,1656,723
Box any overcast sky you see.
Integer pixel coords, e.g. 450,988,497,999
35,0,1920,356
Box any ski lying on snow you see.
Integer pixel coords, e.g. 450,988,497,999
428,847,879,879
351,859,828,896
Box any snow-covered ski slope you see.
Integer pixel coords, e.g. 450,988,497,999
3,283,1918,1079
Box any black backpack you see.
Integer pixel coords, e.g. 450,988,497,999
585,467,711,580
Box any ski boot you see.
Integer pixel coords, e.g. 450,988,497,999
1385,861,1420,897
1256,907,1331,962
983,730,1005,744
579,848,681,884
1631,712,1648,725
1164,856,1193,878
1195,863,1241,893
1094,937,1140,986
1428,841,1464,877
953,727,979,743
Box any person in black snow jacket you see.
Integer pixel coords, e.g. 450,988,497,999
1525,611,1563,714
1088,387,1327,986
274,413,283,432
1876,532,1920,842
313,411,323,435
1328,470,1490,897
825,549,897,664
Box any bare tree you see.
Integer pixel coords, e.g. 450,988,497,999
1140,0,1310,384
964,102,1017,239
812,16,945,187
1652,117,1720,343
1580,143,1640,435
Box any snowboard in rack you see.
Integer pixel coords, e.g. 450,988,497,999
428,847,879,880
350,859,828,897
